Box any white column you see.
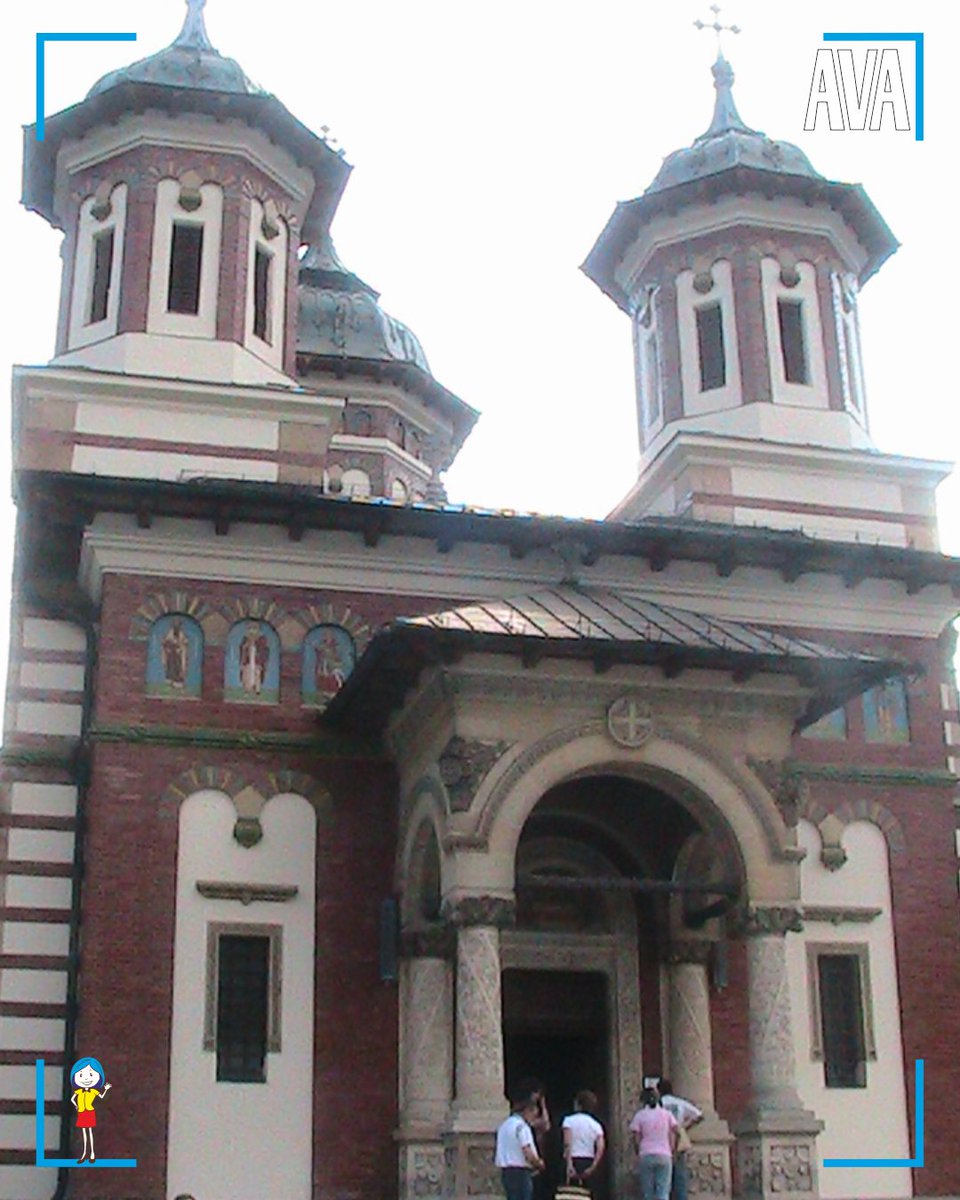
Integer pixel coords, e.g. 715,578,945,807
401,952,453,1129
453,923,505,1123
734,907,822,1200
667,941,733,1199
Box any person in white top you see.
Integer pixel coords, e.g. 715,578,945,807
656,1079,703,1200
561,1089,606,1191
495,1097,545,1200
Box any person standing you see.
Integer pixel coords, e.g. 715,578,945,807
629,1086,678,1200
656,1080,702,1200
495,1096,546,1200
561,1090,605,1192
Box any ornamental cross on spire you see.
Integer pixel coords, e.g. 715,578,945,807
693,4,741,54
174,0,214,51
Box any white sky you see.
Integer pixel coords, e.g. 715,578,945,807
0,1,957,614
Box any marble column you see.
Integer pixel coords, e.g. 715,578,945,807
443,896,514,1200
398,927,455,1200
667,940,732,1198
733,907,823,1200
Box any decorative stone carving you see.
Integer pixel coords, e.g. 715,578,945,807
401,924,455,959
666,939,714,967
748,758,806,827
743,930,803,1112
410,1147,445,1198
686,1147,728,1195
735,906,803,938
606,696,655,748
232,816,263,847
770,1142,814,1192
438,737,511,813
443,896,515,929
819,843,847,871
739,1143,763,1195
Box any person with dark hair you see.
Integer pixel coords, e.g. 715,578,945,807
656,1080,702,1200
561,1089,605,1191
495,1095,546,1200
629,1086,678,1200
513,1076,551,1144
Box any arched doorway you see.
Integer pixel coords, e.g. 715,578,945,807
502,773,742,1200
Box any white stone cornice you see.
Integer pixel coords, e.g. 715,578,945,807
77,513,960,638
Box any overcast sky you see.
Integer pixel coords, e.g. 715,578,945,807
0,2,957,613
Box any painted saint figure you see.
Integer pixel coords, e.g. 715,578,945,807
314,627,350,694
239,622,270,695
70,1056,112,1164
161,617,190,686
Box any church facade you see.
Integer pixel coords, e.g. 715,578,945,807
1,6,958,1200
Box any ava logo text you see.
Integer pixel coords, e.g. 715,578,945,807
804,33,923,140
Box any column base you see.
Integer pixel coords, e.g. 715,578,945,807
686,1116,734,1199
443,1129,502,1200
733,1109,824,1200
398,1137,447,1200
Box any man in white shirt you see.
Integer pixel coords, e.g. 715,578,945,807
561,1089,606,1192
656,1080,702,1200
495,1097,546,1200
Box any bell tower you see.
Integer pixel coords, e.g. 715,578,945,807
584,54,950,549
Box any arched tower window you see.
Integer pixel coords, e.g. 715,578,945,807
147,178,224,338
68,183,128,350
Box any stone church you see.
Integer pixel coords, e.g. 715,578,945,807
1,4,958,1200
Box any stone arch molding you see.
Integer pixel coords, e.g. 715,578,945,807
396,775,447,907
466,720,800,902
798,792,906,870
161,766,332,847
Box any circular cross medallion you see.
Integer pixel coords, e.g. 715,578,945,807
607,696,654,748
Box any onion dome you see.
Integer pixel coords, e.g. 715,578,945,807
647,56,821,193
88,0,263,97
297,233,432,374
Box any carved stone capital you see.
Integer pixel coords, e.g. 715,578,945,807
442,895,516,929
401,924,456,959
748,758,807,828
438,737,512,813
734,906,803,938
666,938,714,967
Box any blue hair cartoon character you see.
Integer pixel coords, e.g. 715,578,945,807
69,1057,112,1164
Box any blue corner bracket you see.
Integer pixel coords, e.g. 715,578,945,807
36,32,137,141
823,1058,924,1168
35,1059,137,1169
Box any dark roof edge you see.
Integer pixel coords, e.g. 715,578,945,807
17,470,960,593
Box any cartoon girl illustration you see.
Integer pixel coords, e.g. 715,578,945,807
69,1056,112,1164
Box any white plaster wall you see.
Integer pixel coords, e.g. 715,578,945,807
0,969,67,1004
760,259,829,409
147,179,223,339
831,272,868,427
21,620,85,654
788,820,911,1198
75,401,279,451
166,790,316,1200
54,331,295,386
0,1164,59,1200
71,445,278,483
13,703,82,738
731,505,907,546
676,261,742,416
67,183,127,351
729,465,902,511
9,783,77,817
19,661,85,691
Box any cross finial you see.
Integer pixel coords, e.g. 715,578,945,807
174,0,215,51
693,4,741,54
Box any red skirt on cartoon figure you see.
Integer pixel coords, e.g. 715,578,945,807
75,1111,96,1128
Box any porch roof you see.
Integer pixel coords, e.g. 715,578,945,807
323,586,911,735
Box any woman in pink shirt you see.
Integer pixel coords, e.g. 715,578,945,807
628,1087,678,1200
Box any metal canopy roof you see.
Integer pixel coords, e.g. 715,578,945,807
402,588,853,661
325,586,910,736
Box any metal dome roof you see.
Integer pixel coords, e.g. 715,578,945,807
646,56,822,194
88,0,264,98
297,235,432,374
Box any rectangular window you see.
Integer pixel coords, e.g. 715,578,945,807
88,229,115,324
695,303,726,391
778,298,808,384
253,245,272,343
205,923,282,1083
167,222,204,314
818,954,866,1087
808,944,876,1089
644,336,661,426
